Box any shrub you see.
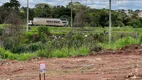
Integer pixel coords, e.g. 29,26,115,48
99,37,139,50
139,34,142,44
29,43,40,52
51,48,68,58
16,44,29,53
78,46,89,56
3,38,14,50
38,26,50,35
66,46,89,56
17,53,37,61
38,26,50,43
0,47,37,60
89,45,102,53
37,50,51,58
115,37,138,48
0,48,17,60
25,32,39,43
0,28,3,36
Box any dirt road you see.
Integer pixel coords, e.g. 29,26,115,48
1,44,142,80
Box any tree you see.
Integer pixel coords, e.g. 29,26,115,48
51,6,71,18
2,11,24,53
74,7,85,27
111,11,124,27
128,18,142,28
20,7,35,20
3,0,20,11
34,3,51,17
0,6,5,23
74,6,89,27
66,2,85,13
1,0,21,24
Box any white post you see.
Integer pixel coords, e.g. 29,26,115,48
71,0,73,28
26,0,29,32
109,0,112,43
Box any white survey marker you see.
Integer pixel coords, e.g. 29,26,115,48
40,62,46,73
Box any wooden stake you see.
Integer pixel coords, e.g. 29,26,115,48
39,73,41,80
44,73,45,80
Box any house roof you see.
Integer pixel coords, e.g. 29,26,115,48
138,12,142,17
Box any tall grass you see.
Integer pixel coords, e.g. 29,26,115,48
99,37,139,50
1,25,142,60
68,46,89,56
37,46,89,58
0,47,37,60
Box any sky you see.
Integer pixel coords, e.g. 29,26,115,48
0,0,142,10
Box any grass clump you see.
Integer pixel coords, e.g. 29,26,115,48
0,47,37,61
37,50,51,58
100,37,139,50
51,48,68,58
37,46,89,58
69,46,89,56
17,53,37,61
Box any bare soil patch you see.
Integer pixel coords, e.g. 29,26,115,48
1,44,142,80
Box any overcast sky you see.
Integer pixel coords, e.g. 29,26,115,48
0,0,142,10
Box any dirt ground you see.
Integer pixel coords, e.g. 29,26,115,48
1,44,142,80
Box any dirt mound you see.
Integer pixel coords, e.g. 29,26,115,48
121,44,142,50
98,44,142,55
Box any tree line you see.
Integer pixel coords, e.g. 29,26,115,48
0,0,142,28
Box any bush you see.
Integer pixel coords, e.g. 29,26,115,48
25,32,39,43
89,45,102,53
0,47,37,60
29,43,40,52
128,18,142,28
115,37,138,48
139,34,142,44
0,48,17,60
0,28,3,35
17,53,37,61
16,44,29,53
51,48,68,58
3,41,46,53
38,26,50,35
69,33,84,49
38,26,50,43
17,42,46,53
3,38,15,50
99,37,139,50
78,46,89,56
37,50,51,58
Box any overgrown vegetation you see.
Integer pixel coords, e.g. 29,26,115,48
0,24,142,60
0,47,37,61
2,11,24,53
99,36,139,50
0,0,142,60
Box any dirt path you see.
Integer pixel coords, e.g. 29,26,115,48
1,44,142,80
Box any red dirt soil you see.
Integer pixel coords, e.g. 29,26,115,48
1,44,142,80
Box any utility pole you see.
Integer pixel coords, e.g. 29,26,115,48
109,0,112,43
71,0,73,28
26,0,29,32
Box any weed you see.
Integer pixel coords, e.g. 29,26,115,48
99,37,139,50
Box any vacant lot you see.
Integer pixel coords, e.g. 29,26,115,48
1,44,142,80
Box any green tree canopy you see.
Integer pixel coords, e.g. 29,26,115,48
34,3,51,17
66,2,86,12
3,0,20,10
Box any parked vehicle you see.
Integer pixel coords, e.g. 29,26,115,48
30,18,68,27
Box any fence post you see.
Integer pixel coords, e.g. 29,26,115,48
39,73,41,80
